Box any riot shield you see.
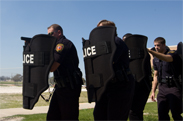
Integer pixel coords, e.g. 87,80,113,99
124,35,152,85
82,26,117,103
22,34,56,109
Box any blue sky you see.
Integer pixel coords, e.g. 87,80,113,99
0,0,182,78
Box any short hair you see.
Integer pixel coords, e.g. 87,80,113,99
122,33,132,40
47,24,63,34
154,37,166,44
97,19,116,27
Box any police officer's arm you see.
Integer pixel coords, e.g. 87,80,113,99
151,70,158,102
50,62,60,72
147,49,173,62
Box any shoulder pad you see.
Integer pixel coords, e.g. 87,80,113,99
168,50,175,54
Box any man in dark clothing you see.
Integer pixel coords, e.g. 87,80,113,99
122,33,152,121
148,37,182,120
46,24,83,120
92,20,135,120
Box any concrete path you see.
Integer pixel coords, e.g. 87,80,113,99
0,99,154,119
0,86,87,94
0,103,95,119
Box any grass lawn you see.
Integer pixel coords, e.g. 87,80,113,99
0,86,181,121
6,102,178,121
10,108,94,121
0,89,88,109
0,81,22,87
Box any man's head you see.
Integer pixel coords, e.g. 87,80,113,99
154,37,166,53
97,19,116,27
47,24,63,39
122,33,132,41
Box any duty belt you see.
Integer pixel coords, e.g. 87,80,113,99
55,77,74,89
160,78,176,87
161,79,167,83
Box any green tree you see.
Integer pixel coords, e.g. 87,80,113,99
11,74,23,82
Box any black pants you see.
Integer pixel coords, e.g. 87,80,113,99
93,75,135,120
157,83,182,121
129,80,151,121
46,85,81,121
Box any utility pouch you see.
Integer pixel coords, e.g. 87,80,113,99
166,76,173,87
173,75,182,90
73,71,83,85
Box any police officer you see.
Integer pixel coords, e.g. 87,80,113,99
122,34,152,121
149,37,182,120
46,24,83,120
93,20,135,120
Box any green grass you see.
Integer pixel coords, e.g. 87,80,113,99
0,86,181,121
3,102,183,121
0,81,22,86
78,108,94,121
14,114,46,121
0,93,50,109
7,102,179,121
8,108,94,121
143,102,159,121
0,81,22,84
0,91,88,109
0,93,23,109
79,90,88,103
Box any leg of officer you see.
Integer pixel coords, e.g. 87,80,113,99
58,86,81,120
157,84,170,120
168,87,182,120
93,92,108,120
47,86,81,120
129,80,151,120
47,89,61,120
94,79,134,121
107,80,134,120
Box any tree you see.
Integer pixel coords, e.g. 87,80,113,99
0,76,10,81
11,74,23,82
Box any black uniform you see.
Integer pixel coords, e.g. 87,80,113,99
153,50,182,120
47,36,82,120
93,37,135,120
129,77,151,120
129,51,152,121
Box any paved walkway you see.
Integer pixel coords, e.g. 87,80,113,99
0,99,153,119
0,102,95,119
